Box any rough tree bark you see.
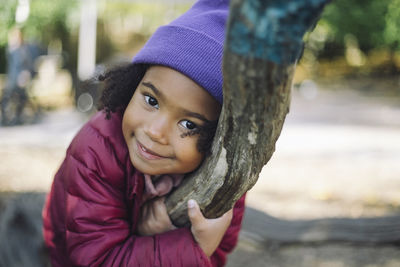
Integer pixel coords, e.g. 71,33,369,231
166,0,331,227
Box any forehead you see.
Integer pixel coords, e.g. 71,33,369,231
142,66,221,120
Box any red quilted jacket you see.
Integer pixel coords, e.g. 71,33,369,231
42,111,246,266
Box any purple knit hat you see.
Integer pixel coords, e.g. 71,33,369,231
132,0,229,104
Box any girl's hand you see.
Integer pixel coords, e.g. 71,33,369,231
137,197,176,236
188,199,233,257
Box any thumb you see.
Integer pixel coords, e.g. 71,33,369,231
187,199,205,227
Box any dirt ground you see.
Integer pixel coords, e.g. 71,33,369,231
0,77,400,266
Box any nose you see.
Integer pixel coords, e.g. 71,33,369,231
144,114,169,145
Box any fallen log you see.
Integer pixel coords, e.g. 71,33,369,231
241,207,400,245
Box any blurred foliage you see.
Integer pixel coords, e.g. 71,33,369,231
0,0,80,73
0,0,18,47
318,0,389,55
0,0,190,74
304,0,400,55
95,1,191,65
384,0,400,50
297,0,400,81
0,0,399,79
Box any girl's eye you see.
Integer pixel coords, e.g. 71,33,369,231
179,120,197,131
144,95,159,108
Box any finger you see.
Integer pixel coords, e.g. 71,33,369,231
141,202,149,219
187,199,205,227
154,198,175,223
223,209,233,221
219,208,233,227
152,197,168,215
143,200,155,223
215,208,233,222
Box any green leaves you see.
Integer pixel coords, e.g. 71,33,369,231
315,0,399,54
384,0,400,49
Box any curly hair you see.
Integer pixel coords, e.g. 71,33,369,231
97,63,219,154
97,63,148,118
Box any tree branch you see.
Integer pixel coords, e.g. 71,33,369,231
166,0,331,227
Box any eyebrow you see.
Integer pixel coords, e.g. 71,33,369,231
142,82,162,98
142,81,210,123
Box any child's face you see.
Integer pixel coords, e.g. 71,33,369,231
122,66,221,175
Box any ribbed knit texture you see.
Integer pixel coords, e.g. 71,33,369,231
132,0,229,104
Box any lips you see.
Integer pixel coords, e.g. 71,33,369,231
136,141,165,160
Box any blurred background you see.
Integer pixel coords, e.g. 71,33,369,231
0,0,400,266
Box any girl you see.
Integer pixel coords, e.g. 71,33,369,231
43,0,246,266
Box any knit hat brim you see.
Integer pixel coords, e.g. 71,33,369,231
132,0,229,104
133,25,224,104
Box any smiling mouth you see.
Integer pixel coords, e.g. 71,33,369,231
137,142,166,160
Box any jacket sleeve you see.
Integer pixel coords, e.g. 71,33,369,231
210,194,246,267
63,125,211,266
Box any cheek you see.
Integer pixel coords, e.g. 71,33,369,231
122,108,134,137
175,138,204,171
122,95,142,134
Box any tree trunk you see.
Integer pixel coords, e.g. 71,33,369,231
166,0,331,227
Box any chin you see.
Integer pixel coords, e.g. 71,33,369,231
130,157,162,175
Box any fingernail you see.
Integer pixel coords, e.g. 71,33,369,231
188,199,195,209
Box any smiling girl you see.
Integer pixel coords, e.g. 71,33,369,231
122,66,221,176
43,0,245,266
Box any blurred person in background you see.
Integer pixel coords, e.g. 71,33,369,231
1,26,42,126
